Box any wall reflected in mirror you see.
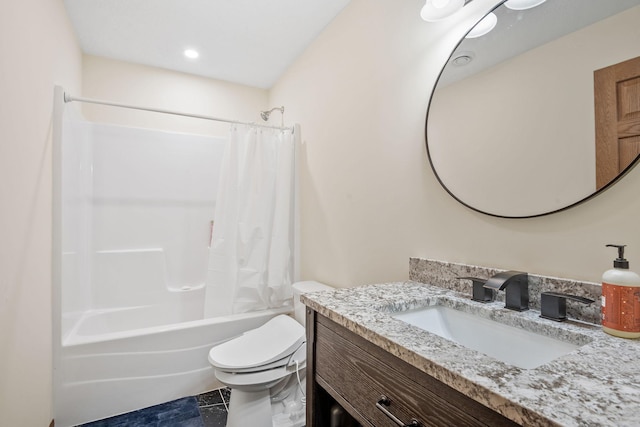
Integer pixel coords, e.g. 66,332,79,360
426,0,640,217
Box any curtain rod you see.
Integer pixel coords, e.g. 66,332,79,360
64,93,293,132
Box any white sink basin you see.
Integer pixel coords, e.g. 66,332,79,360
393,305,581,369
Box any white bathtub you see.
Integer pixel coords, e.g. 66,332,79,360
55,305,292,427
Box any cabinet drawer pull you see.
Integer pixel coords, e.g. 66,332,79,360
376,395,422,427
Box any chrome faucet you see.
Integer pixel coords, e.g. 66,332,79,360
483,271,529,311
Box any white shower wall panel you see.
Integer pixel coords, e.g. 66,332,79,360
61,113,93,330
89,123,226,308
91,249,172,308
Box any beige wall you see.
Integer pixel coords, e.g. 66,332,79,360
81,56,269,137
0,0,82,425
270,0,640,287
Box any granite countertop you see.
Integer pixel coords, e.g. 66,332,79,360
301,281,640,427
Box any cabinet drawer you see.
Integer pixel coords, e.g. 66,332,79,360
314,315,519,427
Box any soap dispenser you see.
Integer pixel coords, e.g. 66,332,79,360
602,244,640,338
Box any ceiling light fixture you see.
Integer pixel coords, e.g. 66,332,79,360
184,49,199,59
504,0,547,11
465,12,497,38
420,0,465,22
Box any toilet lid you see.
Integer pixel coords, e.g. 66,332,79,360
208,315,305,370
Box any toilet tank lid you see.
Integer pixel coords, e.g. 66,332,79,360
292,281,332,294
208,315,304,370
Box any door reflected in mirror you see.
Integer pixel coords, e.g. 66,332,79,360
426,0,640,217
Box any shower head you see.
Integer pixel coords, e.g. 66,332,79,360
260,106,284,122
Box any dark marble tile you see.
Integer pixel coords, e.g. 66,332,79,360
80,397,203,427
158,417,204,427
199,404,228,427
218,387,231,404
196,390,225,406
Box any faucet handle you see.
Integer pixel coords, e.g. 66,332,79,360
540,292,595,322
457,277,494,303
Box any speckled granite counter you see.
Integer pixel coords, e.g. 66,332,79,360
301,281,640,427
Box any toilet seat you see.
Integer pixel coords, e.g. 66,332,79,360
210,341,306,374
208,315,305,371
214,357,306,388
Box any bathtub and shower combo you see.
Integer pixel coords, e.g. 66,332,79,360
52,88,299,426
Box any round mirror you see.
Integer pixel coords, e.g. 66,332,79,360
426,0,640,218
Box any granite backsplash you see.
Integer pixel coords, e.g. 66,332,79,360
409,258,601,325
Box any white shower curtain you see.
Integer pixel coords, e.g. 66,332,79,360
204,124,297,316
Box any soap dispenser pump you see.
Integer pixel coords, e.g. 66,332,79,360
602,244,640,338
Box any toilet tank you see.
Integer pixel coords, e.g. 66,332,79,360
292,281,333,325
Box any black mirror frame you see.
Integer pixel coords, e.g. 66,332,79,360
424,0,640,219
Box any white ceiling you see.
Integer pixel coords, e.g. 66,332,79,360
64,0,351,89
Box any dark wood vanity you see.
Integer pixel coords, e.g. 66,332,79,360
305,308,520,427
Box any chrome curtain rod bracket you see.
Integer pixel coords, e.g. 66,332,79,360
64,93,293,132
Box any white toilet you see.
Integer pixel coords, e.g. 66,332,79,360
208,281,332,427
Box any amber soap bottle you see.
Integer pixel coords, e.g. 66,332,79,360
602,244,640,339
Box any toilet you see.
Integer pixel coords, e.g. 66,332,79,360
208,281,332,427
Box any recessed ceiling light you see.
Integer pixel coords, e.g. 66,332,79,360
184,49,199,59
504,0,547,11
465,12,497,39
451,52,475,66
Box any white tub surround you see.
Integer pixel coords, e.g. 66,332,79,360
302,267,640,426
53,100,298,426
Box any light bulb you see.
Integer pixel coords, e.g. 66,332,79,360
504,0,547,11
420,0,465,22
465,12,497,38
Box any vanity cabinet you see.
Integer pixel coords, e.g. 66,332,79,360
306,309,520,427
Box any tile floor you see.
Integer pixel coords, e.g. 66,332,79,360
79,388,230,427
196,388,230,427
